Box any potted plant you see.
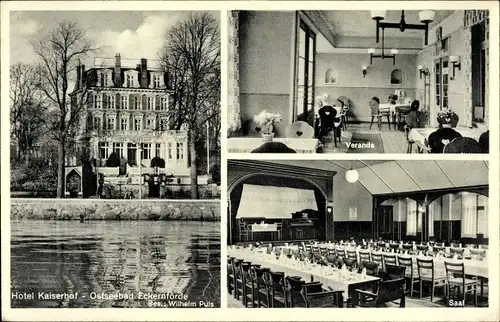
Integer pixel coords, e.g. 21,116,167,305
437,108,459,128
253,110,282,142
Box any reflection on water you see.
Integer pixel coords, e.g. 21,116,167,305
11,220,220,308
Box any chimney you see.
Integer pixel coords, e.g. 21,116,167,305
76,61,81,90
80,65,85,88
114,53,121,87
140,58,148,88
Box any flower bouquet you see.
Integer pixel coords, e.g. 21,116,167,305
437,108,459,128
253,110,282,141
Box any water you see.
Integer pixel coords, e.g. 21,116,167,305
10,220,220,308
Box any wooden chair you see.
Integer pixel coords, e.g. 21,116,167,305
254,267,272,308
443,137,483,154
285,277,343,308
369,98,391,130
268,271,287,307
344,258,358,271
359,250,371,262
383,264,406,281
238,221,250,242
336,248,346,261
227,256,236,295
383,254,397,271
347,249,357,261
397,255,419,297
405,125,415,153
371,252,384,274
285,121,314,138
251,142,297,153
317,105,342,147
352,278,406,307
360,261,380,277
416,257,447,302
444,261,479,306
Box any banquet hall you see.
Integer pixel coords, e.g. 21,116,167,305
227,160,489,308
227,10,490,153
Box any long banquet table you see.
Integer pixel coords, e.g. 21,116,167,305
228,247,380,300
276,244,488,278
227,138,319,154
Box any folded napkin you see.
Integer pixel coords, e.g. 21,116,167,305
361,267,367,279
453,254,458,260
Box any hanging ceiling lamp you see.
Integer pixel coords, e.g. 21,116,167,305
371,10,435,45
345,160,359,183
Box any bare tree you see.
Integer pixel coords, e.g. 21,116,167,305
161,12,220,199
9,63,46,161
32,20,98,198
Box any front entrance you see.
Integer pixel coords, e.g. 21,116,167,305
127,143,137,166
148,181,160,198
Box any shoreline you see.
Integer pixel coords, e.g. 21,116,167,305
10,198,221,221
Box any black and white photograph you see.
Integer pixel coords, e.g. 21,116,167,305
227,10,490,154
227,160,489,308
7,9,221,308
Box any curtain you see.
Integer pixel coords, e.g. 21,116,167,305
428,202,436,238
477,195,488,237
406,199,417,236
461,193,477,238
227,11,241,134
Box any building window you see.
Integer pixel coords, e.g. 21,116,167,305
120,118,128,131
168,142,173,159
161,118,169,131
161,97,169,111
155,144,161,158
113,143,124,158
107,117,115,130
472,21,486,122
154,75,161,88
147,96,154,110
295,21,315,127
126,74,135,88
177,142,184,160
141,143,151,159
121,96,128,110
147,118,155,130
435,57,449,109
134,96,140,110
134,118,142,131
104,94,114,109
93,116,102,130
99,142,109,159
103,72,109,87
95,94,102,109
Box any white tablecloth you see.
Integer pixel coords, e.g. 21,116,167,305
379,103,410,115
277,244,488,278
251,223,278,232
228,248,379,299
409,126,484,145
227,138,319,154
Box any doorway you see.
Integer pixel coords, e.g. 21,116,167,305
377,205,394,240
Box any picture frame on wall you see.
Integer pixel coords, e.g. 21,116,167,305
324,68,339,85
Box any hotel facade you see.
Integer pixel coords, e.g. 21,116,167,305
67,54,193,197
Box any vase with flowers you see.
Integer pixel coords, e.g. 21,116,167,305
253,110,282,142
437,108,459,128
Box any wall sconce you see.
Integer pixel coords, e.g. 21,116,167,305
327,206,333,214
418,65,430,79
362,65,368,78
449,55,461,79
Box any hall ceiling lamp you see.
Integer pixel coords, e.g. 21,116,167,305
327,160,359,183
368,47,398,65
371,10,435,46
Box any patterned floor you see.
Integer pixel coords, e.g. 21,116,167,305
322,123,408,154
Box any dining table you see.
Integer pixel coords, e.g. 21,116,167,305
409,126,484,149
379,103,411,129
227,137,320,154
276,243,488,278
228,246,380,301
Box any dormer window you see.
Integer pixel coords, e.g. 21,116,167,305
150,72,165,89
154,75,161,88
124,70,139,88
127,74,134,87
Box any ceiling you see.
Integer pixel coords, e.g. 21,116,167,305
321,10,454,38
265,160,488,195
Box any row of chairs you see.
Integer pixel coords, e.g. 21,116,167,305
227,257,344,308
301,247,482,306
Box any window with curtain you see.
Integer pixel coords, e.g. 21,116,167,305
406,199,417,236
295,21,315,127
476,195,488,237
428,202,435,238
461,193,478,238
